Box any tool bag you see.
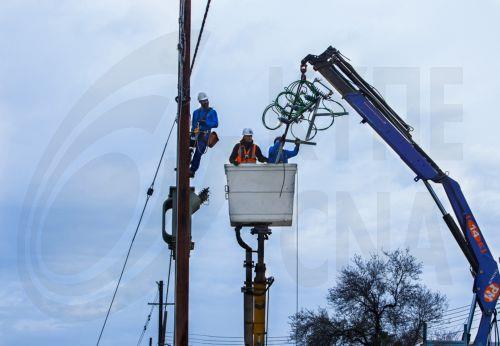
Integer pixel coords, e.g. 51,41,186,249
208,131,219,148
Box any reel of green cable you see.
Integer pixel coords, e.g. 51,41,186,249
262,78,348,141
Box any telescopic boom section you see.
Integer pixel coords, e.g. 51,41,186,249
302,46,500,344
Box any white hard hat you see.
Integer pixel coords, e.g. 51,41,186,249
197,92,208,101
242,128,253,136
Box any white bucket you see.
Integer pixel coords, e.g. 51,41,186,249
224,163,297,227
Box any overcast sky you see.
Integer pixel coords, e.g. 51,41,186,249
2,0,500,345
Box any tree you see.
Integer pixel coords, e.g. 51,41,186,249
290,249,447,345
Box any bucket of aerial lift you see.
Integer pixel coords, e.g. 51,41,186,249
224,163,297,227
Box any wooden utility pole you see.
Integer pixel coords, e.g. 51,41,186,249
175,0,191,345
158,281,164,346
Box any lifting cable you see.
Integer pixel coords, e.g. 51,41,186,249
96,118,177,346
295,170,299,346
191,0,212,72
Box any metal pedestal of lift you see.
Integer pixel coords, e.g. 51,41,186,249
235,225,274,346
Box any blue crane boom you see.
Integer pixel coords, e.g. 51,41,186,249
302,46,500,345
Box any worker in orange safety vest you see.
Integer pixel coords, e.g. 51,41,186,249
229,128,268,165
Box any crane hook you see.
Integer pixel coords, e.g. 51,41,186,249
300,63,307,81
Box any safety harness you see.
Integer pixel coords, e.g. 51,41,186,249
236,144,257,164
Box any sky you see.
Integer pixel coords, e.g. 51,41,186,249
2,0,500,345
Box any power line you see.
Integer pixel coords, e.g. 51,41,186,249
430,303,500,326
161,250,174,345
190,0,212,72
96,118,177,345
430,308,500,330
164,336,293,346
96,193,152,345
164,335,292,343
164,331,289,340
439,308,472,320
137,291,159,346
162,305,484,344
166,251,173,303
442,304,471,314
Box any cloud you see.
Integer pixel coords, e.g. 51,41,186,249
12,319,68,333
3,0,500,344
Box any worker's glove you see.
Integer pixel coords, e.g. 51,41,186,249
280,135,286,143
294,138,301,145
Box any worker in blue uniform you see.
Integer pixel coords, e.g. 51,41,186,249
189,92,218,177
268,135,300,163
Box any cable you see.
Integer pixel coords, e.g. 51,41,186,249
295,170,299,346
164,336,293,346
137,291,159,346
495,311,500,345
428,302,500,326
279,161,286,198
266,284,271,346
152,119,177,187
429,306,500,329
190,0,212,72
162,250,174,344
96,118,177,345
96,194,151,345
164,331,289,340
443,304,471,313
165,250,173,306
427,307,500,343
